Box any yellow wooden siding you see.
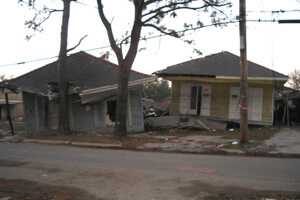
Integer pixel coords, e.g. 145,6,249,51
170,81,181,114
210,83,231,119
260,84,273,123
168,78,276,123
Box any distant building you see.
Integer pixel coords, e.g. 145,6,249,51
0,88,23,121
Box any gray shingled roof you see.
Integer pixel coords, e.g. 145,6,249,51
155,51,288,79
9,51,151,95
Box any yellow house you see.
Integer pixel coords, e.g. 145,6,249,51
155,51,288,126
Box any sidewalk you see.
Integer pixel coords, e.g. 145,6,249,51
1,126,300,158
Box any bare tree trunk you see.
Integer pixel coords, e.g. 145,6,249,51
114,66,131,139
96,0,144,139
58,0,71,135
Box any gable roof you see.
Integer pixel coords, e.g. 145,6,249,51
8,51,152,95
155,51,288,80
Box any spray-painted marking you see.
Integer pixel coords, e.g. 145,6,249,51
239,104,255,112
173,166,216,173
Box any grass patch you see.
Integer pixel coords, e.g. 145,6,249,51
221,136,233,139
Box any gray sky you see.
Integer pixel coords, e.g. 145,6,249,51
0,0,300,78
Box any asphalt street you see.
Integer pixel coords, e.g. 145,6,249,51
0,143,299,199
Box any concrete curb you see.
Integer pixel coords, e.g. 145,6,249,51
71,142,122,148
19,139,300,159
23,139,71,145
23,139,122,149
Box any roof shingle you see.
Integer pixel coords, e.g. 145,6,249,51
155,51,288,79
9,51,151,94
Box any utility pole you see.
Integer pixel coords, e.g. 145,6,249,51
239,0,248,143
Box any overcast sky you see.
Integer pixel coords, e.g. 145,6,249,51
0,0,300,79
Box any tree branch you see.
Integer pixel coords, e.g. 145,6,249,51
123,0,144,66
143,24,182,38
96,0,123,64
142,0,194,18
67,34,88,53
119,35,131,53
25,9,63,32
203,0,232,22
142,0,231,24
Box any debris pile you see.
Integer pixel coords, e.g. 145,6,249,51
144,115,227,131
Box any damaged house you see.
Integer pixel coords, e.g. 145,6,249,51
154,51,288,126
5,52,155,136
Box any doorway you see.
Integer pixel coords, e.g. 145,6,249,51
190,86,202,115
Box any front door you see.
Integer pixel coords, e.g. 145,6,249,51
180,83,211,116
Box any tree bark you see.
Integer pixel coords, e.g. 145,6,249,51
58,0,71,135
114,66,130,139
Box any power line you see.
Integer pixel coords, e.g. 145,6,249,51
278,19,300,23
0,19,282,68
247,9,300,13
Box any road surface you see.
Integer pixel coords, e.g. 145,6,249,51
0,143,299,199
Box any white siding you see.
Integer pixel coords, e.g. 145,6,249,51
229,86,263,121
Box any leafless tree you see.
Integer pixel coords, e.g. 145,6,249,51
289,69,300,91
96,0,232,139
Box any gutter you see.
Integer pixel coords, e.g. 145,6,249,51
80,77,156,104
215,76,289,81
80,77,156,97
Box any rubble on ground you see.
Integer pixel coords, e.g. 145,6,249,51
144,115,227,131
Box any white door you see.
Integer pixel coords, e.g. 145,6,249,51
180,83,192,114
228,86,263,121
248,87,263,121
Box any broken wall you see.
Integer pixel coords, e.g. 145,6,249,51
23,92,48,136
23,88,145,136
127,89,144,132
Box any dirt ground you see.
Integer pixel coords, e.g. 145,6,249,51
0,159,99,200
1,178,299,200
178,180,300,200
27,127,280,149
0,178,99,200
